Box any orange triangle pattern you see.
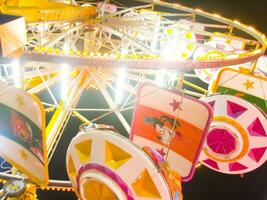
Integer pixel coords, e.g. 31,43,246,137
82,179,118,200
68,156,76,178
132,169,161,199
75,139,92,163
105,141,132,170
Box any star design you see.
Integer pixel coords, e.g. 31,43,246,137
19,149,28,160
157,148,166,157
169,98,182,112
243,80,254,90
16,94,25,108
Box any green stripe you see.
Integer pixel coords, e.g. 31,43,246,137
217,86,267,114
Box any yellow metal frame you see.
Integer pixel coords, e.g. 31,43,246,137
1,0,96,23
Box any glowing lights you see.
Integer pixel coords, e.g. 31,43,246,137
233,20,241,25
61,63,69,102
115,67,126,104
62,43,69,53
261,34,267,45
195,8,203,13
248,26,255,31
226,54,239,59
34,46,75,102
12,60,21,88
161,25,196,60
32,43,264,65
253,49,262,55
114,48,128,104
196,163,202,168
155,69,166,87
168,71,178,86
155,70,178,87
213,13,221,18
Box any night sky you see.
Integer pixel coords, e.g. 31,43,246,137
37,0,267,199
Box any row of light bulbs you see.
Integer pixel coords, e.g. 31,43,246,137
33,46,263,62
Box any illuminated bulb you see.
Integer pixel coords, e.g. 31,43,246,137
61,63,69,102
248,26,255,31
34,46,40,52
233,20,241,24
196,163,202,168
213,13,221,18
195,9,203,13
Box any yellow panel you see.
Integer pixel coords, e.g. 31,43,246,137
75,139,92,163
25,72,58,90
132,169,161,199
2,0,96,23
105,141,132,170
68,156,76,178
45,104,62,135
82,179,118,200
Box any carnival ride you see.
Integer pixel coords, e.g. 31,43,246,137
0,0,266,199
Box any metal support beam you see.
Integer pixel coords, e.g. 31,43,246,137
94,73,131,134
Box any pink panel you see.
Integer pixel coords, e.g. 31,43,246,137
248,147,267,162
203,159,219,170
207,128,236,155
229,162,247,171
226,100,247,118
208,101,216,109
247,118,266,137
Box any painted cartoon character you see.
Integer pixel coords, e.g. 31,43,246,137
144,115,181,145
10,111,33,144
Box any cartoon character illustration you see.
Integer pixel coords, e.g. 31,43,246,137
10,111,44,161
144,115,181,145
10,111,33,144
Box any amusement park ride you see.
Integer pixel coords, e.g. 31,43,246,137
0,0,266,199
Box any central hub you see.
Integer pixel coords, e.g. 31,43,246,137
207,128,237,156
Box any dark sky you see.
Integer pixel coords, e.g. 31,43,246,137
38,0,267,199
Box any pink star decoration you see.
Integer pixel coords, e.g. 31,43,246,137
169,98,182,112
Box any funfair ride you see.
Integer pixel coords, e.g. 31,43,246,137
0,0,266,199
